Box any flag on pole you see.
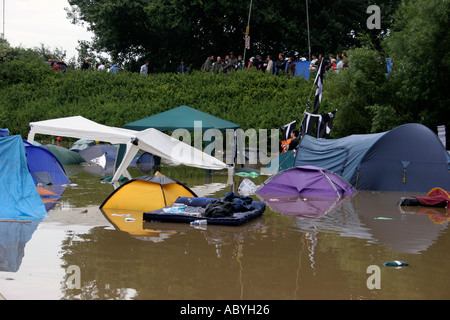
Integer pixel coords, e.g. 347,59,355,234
311,57,324,114
280,120,297,140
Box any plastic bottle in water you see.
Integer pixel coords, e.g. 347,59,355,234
190,219,207,226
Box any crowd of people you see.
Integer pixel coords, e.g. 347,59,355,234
309,52,349,74
199,52,300,77
199,50,349,77
63,50,349,77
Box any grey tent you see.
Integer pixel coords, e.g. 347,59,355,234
294,123,450,192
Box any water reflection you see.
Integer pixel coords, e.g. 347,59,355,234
1,164,450,300
0,222,39,272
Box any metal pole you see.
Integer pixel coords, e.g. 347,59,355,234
2,0,5,40
306,0,311,61
243,0,253,64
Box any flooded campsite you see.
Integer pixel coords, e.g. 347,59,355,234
1,161,449,300
2,0,449,306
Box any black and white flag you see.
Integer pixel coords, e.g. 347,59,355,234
311,57,324,114
280,120,297,140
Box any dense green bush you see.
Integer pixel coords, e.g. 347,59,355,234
324,47,391,137
0,65,313,139
324,0,450,136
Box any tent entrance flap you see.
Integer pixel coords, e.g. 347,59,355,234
114,144,127,171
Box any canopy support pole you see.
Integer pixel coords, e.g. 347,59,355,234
111,140,138,183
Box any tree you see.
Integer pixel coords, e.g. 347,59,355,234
326,0,449,137
383,0,450,128
325,47,390,137
66,0,400,73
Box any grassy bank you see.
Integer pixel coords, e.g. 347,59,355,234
0,62,315,138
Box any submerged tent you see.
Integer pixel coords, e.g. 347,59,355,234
257,166,355,217
24,142,70,186
79,144,118,163
0,128,9,137
37,185,65,211
399,187,450,208
294,123,450,192
0,135,47,220
100,175,197,212
27,116,229,183
262,150,296,175
258,166,355,197
42,144,86,165
124,105,240,132
70,139,96,152
258,194,352,218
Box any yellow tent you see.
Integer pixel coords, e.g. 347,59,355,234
100,207,177,238
100,175,197,212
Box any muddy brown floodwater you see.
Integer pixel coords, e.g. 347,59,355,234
1,164,449,300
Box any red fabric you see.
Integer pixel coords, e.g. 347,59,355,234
415,188,450,207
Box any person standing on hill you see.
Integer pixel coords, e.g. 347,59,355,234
212,56,222,73
265,55,274,74
81,59,90,71
286,57,296,78
109,62,119,74
227,52,238,71
177,60,188,74
201,55,214,72
236,55,244,70
275,53,286,75
140,61,149,75
97,61,106,71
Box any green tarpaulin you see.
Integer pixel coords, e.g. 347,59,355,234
124,105,240,132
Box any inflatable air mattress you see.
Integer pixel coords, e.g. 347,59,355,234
143,196,266,226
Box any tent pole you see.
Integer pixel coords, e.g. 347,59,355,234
112,142,137,183
243,0,253,64
306,0,311,61
27,130,35,144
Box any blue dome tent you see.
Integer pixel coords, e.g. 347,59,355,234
294,123,450,192
23,142,70,186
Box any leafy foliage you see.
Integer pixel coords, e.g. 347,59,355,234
2,0,447,144
0,61,312,139
66,0,400,72
383,0,450,128
325,0,450,136
324,47,391,137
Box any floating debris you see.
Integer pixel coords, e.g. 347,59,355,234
383,260,409,268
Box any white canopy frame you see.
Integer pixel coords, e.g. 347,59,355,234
27,116,230,183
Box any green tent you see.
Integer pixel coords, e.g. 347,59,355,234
121,105,241,168
124,105,240,132
43,144,86,165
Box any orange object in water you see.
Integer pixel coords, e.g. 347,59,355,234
36,187,59,197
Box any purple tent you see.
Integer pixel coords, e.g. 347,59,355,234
257,166,355,217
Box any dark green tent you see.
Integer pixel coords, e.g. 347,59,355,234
124,105,240,132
